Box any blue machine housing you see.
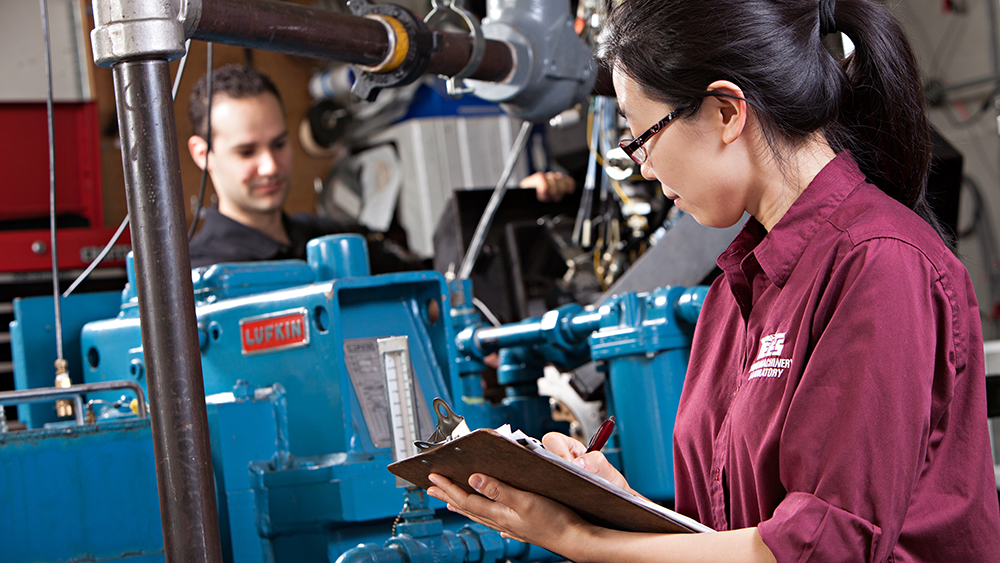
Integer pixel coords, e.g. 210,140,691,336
590,286,706,502
81,235,459,459
5,233,709,562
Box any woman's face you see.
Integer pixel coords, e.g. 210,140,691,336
612,69,751,229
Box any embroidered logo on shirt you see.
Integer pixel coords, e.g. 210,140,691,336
748,332,792,379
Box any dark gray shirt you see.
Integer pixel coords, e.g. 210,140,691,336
188,206,346,269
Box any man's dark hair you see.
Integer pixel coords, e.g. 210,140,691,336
188,64,285,140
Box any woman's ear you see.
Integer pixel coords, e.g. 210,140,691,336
704,80,748,145
187,135,209,171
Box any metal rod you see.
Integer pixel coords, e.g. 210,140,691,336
458,120,533,280
468,310,603,352
112,58,222,563
191,0,513,82
0,381,147,419
40,0,63,362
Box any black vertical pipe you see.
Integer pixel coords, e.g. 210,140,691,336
111,59,222,563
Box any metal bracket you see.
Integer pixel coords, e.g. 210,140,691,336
423,0,486,98
348,0,440,102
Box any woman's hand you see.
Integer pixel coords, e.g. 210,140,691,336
426,472,594,558
542,432,640,496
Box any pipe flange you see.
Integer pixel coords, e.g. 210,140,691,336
424,0,486,98
347,0,439,102
90,0,188,67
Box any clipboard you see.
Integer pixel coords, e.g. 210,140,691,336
387,428,713,534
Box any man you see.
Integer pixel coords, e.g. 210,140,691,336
186,64,573,271
186,64,352,269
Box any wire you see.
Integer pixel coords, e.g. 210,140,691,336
62,216,130,298
40,0,63,361
929,13,963,80
472,297,502,328
609,178,632,206
64,39,195,298
585,100,644,186
188,42,215,241
172,39,193,99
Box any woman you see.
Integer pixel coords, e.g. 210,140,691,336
427,0,1000,560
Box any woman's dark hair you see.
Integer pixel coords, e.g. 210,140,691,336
187,64,285,140
599,0,947,239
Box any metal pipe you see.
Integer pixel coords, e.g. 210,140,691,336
0,381,148,419
427,31,513,83
474,320,547,350
469,311,602,352
190,0,513,82
112,58,222,563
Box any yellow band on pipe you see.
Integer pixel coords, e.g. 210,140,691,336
363,15,409,73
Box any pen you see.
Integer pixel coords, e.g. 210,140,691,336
585,416,615,453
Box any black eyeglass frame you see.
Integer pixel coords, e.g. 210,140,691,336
618,108,683,165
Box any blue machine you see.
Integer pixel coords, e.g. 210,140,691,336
3,234,706,563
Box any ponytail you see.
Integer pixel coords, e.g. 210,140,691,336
830,0,948,240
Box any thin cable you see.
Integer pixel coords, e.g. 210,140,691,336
40,0,63,361
472,297,502,328
62,215,130,298
188,42,214,241
573,98,601,246
172,39,193,99
64,40,194,298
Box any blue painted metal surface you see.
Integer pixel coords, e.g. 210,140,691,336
335,489,557,563
590,286,708,502
4,231,709,563
0,418,163,563
82,241,460,459
9,290,124,429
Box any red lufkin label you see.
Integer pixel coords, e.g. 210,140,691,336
239,308,310,355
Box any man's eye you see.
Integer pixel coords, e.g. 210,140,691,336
238,150,255,158
274,138,288,149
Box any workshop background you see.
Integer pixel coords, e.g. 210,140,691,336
0,1,999,562
894,0,1000,341
6,0,1000,334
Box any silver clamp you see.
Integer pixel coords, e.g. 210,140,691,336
424,0,486,98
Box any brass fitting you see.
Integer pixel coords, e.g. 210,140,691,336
54,359,74,418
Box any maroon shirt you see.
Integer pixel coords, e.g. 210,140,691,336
673,152,1000,561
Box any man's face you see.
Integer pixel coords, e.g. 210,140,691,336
202,92,292,219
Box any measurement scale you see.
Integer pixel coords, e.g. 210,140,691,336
378,336,419,485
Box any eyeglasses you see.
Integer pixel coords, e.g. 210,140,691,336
618,108,682,165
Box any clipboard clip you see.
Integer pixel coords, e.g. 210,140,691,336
414,398,466,451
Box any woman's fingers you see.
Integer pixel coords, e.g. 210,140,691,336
542,432,586,461
426,472,588,553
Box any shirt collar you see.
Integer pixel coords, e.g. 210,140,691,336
198,206,293,257
717,151,868,287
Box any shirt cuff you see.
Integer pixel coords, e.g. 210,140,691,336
757,492,883,562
